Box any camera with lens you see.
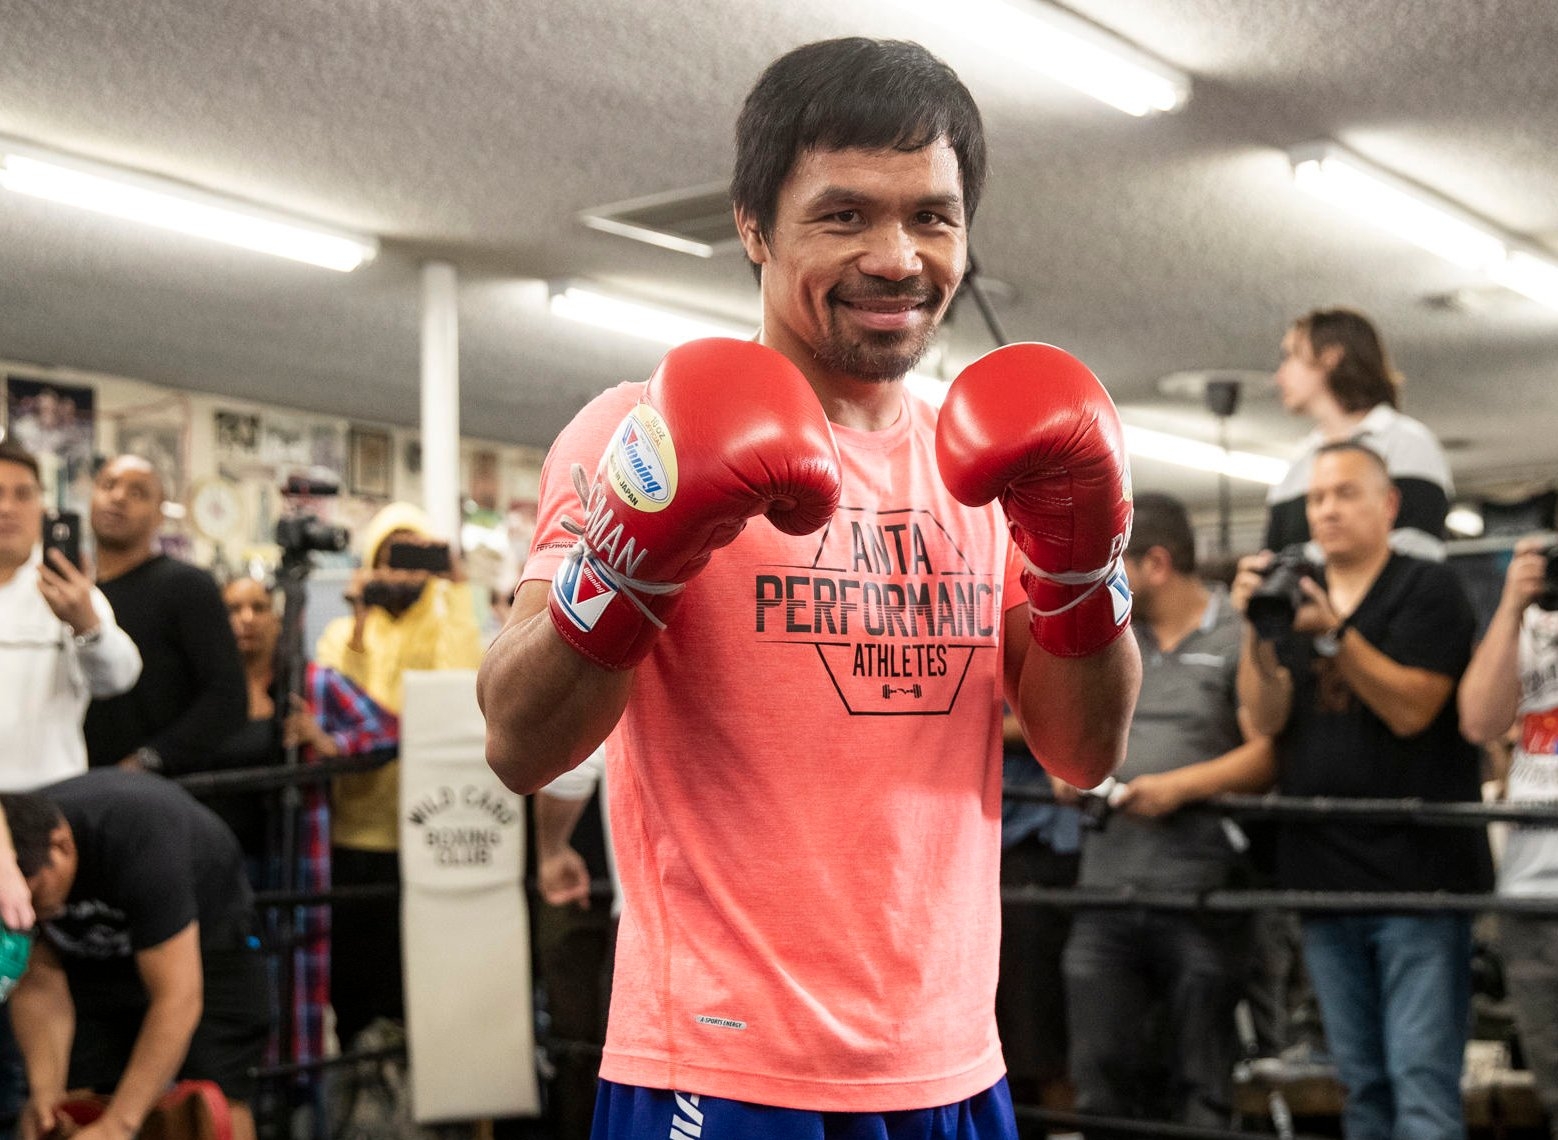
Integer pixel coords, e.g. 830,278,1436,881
1247,545,1325,640
1538,545,1558,611
275,513,349,558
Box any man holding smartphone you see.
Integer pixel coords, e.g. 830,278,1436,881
0,440,141,794
0,439,141,1139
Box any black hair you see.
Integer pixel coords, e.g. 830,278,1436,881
0,793,64,879
0,439,41,484
1126,491,1197,574
731,37,987,259
1313,439,1392,481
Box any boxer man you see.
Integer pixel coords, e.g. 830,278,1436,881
479,37,1140,1137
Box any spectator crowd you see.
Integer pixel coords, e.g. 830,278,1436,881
0,302,1554,1140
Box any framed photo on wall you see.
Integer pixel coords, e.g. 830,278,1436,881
348,426,392,498
5,376,96,514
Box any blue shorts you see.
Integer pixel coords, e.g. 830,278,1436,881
589,1077,1017,1140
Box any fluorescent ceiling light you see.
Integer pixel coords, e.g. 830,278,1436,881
1290,143,1505,269
1491,250,1558,311
1123,424,1287,485
550,285,753,345
1290,141,1558,313
579,215,716,259
0,139,377,271
901,0,1190,116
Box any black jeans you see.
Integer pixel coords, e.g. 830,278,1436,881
330,846,403,1047
1063,907,1249,1133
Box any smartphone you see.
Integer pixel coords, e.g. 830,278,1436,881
386,540,451,573
41,511,82,571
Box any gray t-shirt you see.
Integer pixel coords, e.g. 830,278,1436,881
1078,589,1246,892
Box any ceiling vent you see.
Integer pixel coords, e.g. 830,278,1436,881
579,183,739,258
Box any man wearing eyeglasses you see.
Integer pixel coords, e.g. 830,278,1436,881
0,440,140,796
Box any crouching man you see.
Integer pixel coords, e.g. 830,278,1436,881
4,770,267,1140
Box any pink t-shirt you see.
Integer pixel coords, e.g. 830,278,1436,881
525,382,1025,1111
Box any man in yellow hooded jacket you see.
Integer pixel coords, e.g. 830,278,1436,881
315,501,483,1046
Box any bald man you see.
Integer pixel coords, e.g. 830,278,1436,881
82,456,245,775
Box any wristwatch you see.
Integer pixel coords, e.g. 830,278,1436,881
72,626,103,649
1313,619,1349,658
133,746,165,774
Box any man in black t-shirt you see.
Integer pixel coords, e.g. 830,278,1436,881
1233,442,1491,1140
3,770,267,1140
82,455,245,776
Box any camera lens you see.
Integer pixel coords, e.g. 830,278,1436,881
1248,548,1321,639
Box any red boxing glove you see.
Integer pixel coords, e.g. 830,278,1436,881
550,338,842,670
936,343,1133,657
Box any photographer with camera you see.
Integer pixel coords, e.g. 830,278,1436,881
1234,441,1491,1140
1459,536,1558,1139
314,501,482,1048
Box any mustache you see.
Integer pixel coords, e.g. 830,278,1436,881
831,279,940,306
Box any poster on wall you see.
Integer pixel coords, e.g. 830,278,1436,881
311,423,347,482
4,376,96,513
349,426,392,498
261,415,311,470
113,400,189,504
214,409,261,457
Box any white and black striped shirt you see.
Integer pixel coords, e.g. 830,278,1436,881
1264,404,1452,561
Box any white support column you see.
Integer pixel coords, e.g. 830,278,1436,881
420,261,460,541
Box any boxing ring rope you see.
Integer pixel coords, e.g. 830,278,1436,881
176,757,1557,1136
1003,883,1558,916
1002,781,1558,828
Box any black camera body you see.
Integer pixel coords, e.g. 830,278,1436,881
1248,545,1325,640
1538,545,1558,611
275,513,349,558
361,579,426,612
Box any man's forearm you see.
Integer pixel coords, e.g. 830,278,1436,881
1012,629,1140,789
1238,629,1292,737
1332,629,1454,738
1165,736,1278,801
478,583,633,794
105,991,202,1135
535,791,591,859
11,969,74,1109
1459,604,1523,744
149,676,247,774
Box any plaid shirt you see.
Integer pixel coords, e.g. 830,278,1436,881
288,663,398,1074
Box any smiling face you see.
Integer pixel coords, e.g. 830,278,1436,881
737,141,967,386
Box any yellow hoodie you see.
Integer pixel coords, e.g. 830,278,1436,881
316,501,483,851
